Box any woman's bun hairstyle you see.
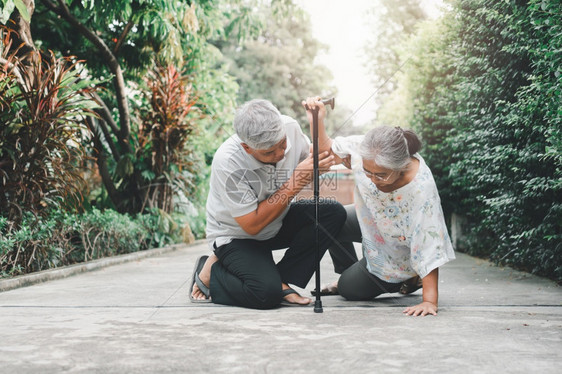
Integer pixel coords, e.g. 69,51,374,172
402,129,422,156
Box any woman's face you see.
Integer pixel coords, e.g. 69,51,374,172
361,158,400,188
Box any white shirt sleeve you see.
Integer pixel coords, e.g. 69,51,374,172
331,135,364,158
283,115,311,162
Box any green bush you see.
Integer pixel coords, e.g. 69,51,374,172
0,27,97,224
443,0,561,281
380,0,562,282
0,208,189,278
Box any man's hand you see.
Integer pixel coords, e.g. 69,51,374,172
235,151,335,235
290,151,335,189
403,301,438,317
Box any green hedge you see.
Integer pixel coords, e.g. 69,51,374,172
384,0,561,282
0,209,186,278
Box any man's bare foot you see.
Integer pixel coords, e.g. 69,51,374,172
282,283,311,305
191,254,218,301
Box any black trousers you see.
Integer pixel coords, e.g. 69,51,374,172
328,204,361,274
338,258,402,300
209,199,346,309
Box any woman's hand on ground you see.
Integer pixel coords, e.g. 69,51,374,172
403,301,438,316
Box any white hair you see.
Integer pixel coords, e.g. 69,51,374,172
359,126,422,170
233,99,286,150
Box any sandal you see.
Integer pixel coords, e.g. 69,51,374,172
189,255,212,303
280,288,311,307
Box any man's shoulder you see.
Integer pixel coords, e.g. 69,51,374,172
281,115,300,131
213,135,244,167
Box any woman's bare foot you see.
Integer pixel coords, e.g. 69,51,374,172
312,280,339,296
282,283,311,305
322,281,338,294
399,275,422,295
191,254,218,301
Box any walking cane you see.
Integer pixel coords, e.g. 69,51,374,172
310,97,335,313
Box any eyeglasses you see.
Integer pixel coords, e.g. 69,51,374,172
363,167,395,182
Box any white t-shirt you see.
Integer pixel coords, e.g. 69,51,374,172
332,135,455,282
206,115,310,249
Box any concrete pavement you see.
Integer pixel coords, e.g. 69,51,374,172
0,242,560,373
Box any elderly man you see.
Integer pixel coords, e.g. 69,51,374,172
190,99,346,309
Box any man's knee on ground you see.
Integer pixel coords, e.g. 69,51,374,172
244,279,283,310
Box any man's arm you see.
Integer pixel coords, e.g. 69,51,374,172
234,152,334,235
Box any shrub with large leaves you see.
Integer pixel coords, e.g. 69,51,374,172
135,64,201,213
0,27,97,224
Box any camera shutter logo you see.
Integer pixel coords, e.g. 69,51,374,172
225,169,262,204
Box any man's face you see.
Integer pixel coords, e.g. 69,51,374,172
242,137,287,165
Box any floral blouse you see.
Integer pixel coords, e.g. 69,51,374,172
332,136,455,282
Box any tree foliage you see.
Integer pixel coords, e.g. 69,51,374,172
362,0,428,103
10,0,245,215
217,3,336,131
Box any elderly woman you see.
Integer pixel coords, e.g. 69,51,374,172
303,97,455,316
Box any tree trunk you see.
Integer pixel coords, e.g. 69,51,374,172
7,0,35,54
39,0,142,214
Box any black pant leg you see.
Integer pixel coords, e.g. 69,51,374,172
210,239,283,310
274,199,346,287
329,204,361,274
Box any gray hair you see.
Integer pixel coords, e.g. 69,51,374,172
359,126,422,171
233,99,286,150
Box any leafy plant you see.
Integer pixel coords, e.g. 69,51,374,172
0,26,97,224
0,0,30,23
29,0,259,214
134,63,201,213
0,209,174,277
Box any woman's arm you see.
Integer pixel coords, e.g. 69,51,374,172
403,268,439,316
302,97,346,165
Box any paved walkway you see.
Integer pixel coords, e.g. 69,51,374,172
0,242,560,373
